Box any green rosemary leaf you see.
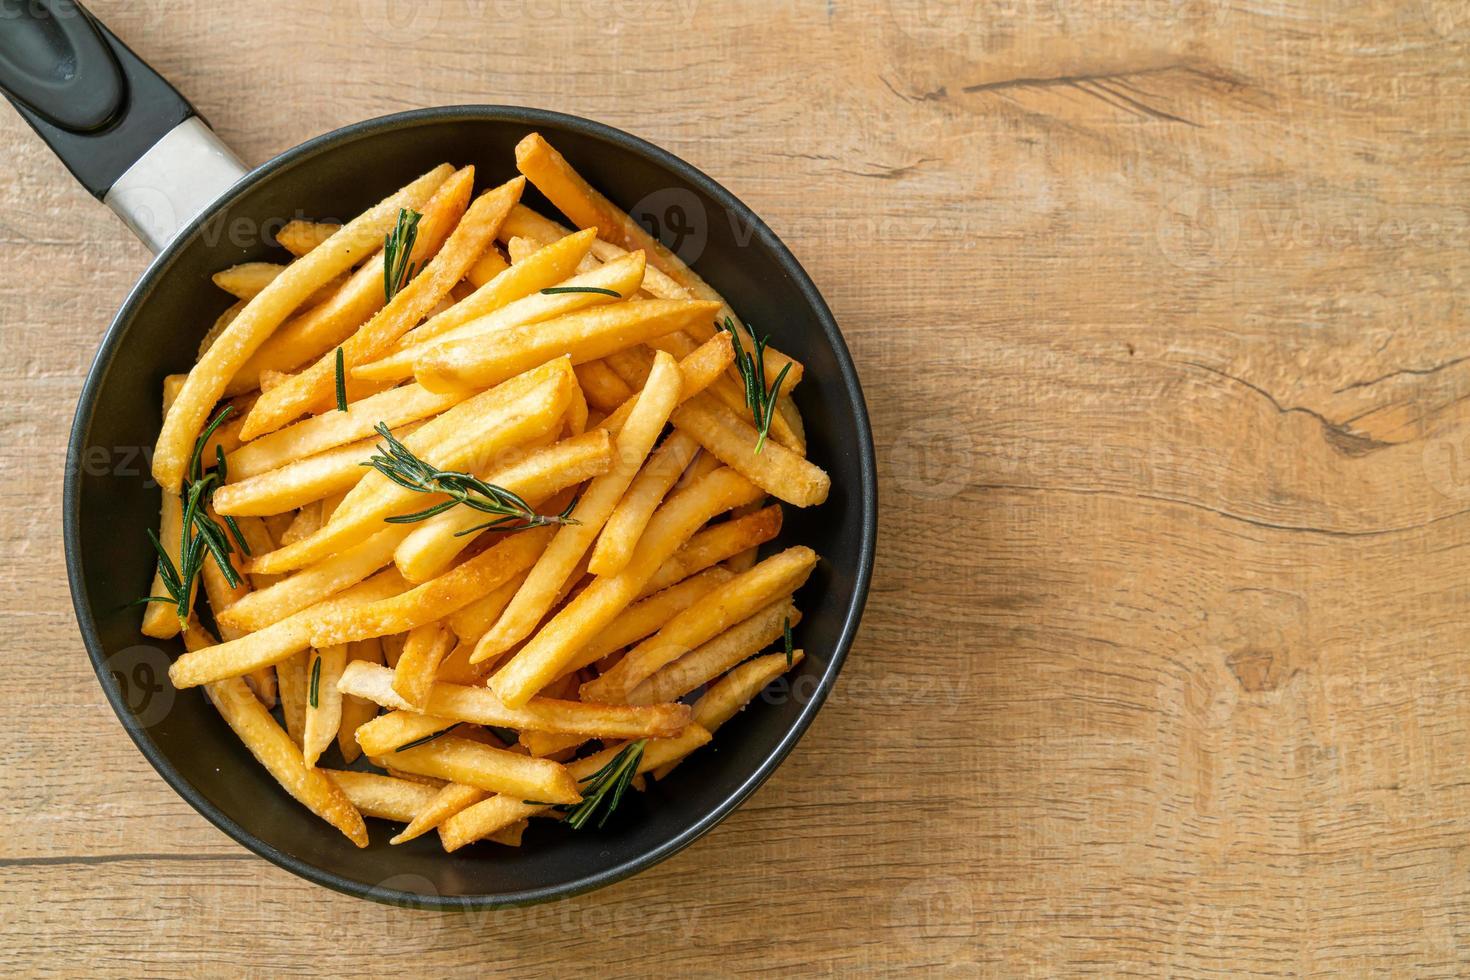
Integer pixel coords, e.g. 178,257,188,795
334,347,348,412
308,654,322,709
383,208,423,301
539,286,622,297
393,727,456,753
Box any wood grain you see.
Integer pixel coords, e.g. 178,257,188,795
5,0,1470,974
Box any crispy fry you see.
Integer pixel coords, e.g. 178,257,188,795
416,299,718,395
671,393,829,507
276,651,309,745
388,735,581,803
475,352,683,660
226,383,461,480
219,528,408,633
390,782,486,844
632,599,799,705
212,262,284,300
489,467,763,707
594,331,733,436
277,219,340,257
249,358,575,574
167,569,405,688
465,244,510,287
391,622,456,708
310,527,553,647
439,726,711,851
279,500,323,545
152,164,454,492
642,504,782,595
353,711,459,756
355,249,645,383
583,546,816,701
653,651,805,780
588,430,700,576
241,169,504,440
393,428,614,583
325,769,438,822
446,569,529,645
574,359,635,413
337,638,383,763
339,661,692,740
302,644,348,766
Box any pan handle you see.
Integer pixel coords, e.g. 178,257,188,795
0,0,246,253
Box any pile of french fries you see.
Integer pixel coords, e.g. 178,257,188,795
138,134,831,851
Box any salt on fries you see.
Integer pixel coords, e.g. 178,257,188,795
137,135,827,851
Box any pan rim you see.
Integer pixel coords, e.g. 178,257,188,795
62,104,877,909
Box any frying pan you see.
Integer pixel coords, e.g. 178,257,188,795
5,1,876,907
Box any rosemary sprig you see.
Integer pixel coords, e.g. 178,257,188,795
139,406,244,622
334,347,348,412
383,208,422,301
394,727,455,753
363,423,581,534
783,616,794,666
718,317,792,454
527,740,647,829
308,654,322,709
539,285,622,297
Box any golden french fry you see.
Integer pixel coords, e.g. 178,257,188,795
654,651,805,780
489,467,763,707
354,710,459,756
390,782,486,844
388,735,581,803
594,332,733,436
474,352,683,661
391,622,456,708
302,644,348,766
213,422,422,518
226,383,462,480
632,599,799,705
446,569,529,645
588,430,700,577
249,358,575,574
240,169,501,440
152,164,454,492
584,546,816,701
439,726,711,851
416,299,718,395
140,487,188,639
393,428,614,583
277,219,340,257
354,246,642,383
310,526,553,647
325,769,438,822
671,393,829,507
168,569,405,688
276,650,309,745
506,236,538,263
465,244,510,287
641,503,782,596
212,262,286,300
575,360,635,413
339,660,692,740
337,638,383,763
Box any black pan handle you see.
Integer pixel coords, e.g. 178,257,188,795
0,0,246,252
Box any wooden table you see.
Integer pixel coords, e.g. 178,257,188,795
5,1,1470,974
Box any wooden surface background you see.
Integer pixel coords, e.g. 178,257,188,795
5,0,1470,975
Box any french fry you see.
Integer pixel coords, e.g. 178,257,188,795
575,359,635,413
339,661,692,740
631,599,799,705
226,383,462,480
474,352,683,661
276,650,309,745
653,651,805,780
325,769,438,822
465,244,510,287
354,711,459,756
392,428,614,583
379,228,596,360
241,168,502,440
232,516,281,590
388,735,581,803
278,500,323,545
415,299,718,395
302,644,348,766
219,528,408,633
212,423,422,518
642,504,782,595
502,204,691,303
277,219,341,257
671,393,830,507
588,430,700,576
506,236,538,263
446,569,530,645
167,569,405,689
198,300,245,360
152,163,454,492
489,467,763,707
355,249,646,383
594,331,733,436
439,726,711,851
583,546,816,701
337,638,383,763
391,622,455,708
249,358,575,574
310,526,554,647
212,262,286,300
390,782,486,844
514,133,803,391
141,380,192,639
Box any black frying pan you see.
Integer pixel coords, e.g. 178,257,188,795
6,1,877,907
